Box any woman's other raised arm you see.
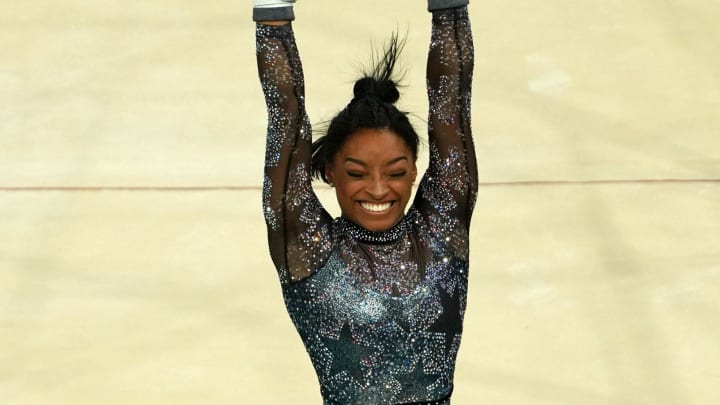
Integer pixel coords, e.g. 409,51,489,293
255,1,333,285
417,0,477,231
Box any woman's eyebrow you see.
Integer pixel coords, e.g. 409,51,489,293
344,156,408,166
386,156,408,165
345,157,367,166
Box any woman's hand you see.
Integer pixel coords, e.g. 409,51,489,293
428,0,468,11
253,0,296,22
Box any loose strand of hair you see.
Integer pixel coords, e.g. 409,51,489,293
364,32,408,87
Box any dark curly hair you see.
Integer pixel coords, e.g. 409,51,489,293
310,34,420,184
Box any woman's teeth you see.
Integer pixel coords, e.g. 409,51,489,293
360,201,393,212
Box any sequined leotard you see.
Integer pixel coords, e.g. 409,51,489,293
257,6,476,405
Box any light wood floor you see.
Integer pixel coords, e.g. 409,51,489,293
2,1,719,404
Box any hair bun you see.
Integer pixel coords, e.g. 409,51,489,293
352,77,400,104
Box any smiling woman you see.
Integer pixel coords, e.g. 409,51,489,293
255,0,476,403
325,128,417,232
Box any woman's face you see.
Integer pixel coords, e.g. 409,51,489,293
326,128,417,232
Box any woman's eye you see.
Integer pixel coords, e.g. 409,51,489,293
347,172,364,178
390,171,407,178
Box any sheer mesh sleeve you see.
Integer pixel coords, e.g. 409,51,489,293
256,23,333,285
415,6,477,249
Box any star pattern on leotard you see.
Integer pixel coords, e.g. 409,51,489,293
319,322,374,384
428,285,463,357
397,358,442,401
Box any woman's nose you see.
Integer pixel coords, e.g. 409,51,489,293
367,176,389,199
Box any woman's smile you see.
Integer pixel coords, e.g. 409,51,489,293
358,201,395,213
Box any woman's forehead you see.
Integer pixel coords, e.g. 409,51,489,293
340,128,413,157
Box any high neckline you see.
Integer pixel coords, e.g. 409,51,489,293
336,216,408,244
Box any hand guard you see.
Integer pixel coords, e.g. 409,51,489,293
253,0,296,21
254,0,295,8
428,0,468,11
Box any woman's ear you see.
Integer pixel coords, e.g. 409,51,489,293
411,162,418,183
325,166,335,187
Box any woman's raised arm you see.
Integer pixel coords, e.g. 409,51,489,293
417,1,477,232
255,1,333,285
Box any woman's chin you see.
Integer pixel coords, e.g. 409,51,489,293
353,214,402,232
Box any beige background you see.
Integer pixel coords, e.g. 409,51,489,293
2,1,719,404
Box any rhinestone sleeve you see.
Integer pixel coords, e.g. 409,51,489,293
256,23,334,285
417,6,478,254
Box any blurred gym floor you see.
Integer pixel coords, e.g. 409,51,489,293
2,1,719,404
